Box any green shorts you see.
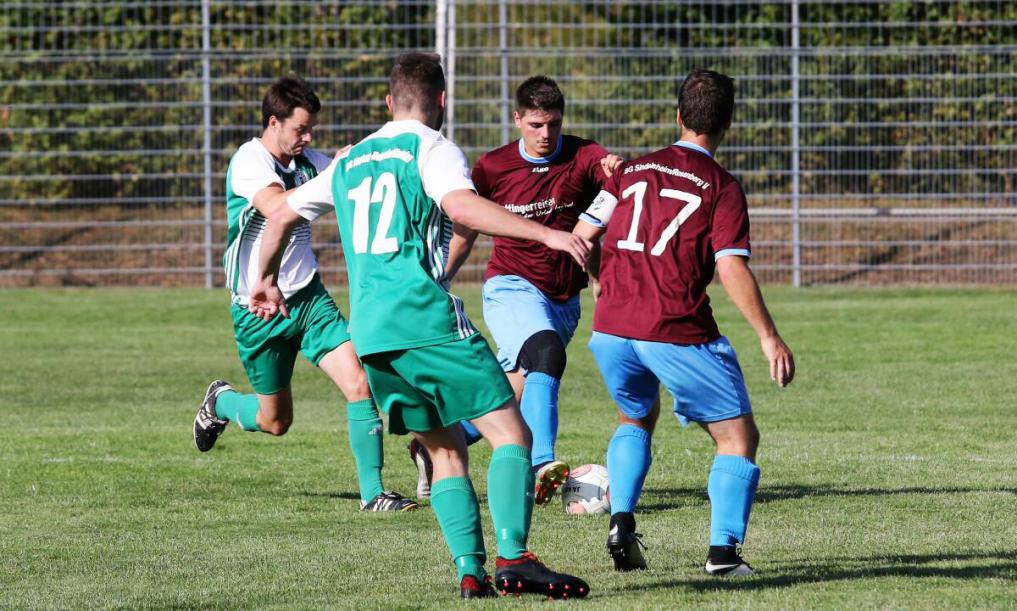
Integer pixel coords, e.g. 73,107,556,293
231,275,350,395
361,333,514,435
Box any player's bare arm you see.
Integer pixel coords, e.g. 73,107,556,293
715,255,795,387
441,189,592,268
248,204,304,321
444,223,478,282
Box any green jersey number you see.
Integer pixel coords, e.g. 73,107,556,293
349,172,400,254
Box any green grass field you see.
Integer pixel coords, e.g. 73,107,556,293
2,286,1015,609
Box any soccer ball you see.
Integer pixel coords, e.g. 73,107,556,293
561,464,610,515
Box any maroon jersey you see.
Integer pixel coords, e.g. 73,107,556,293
585,143,751,344
473,135,609,301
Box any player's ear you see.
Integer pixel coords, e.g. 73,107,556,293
675,109,683,129
437,90,447,111
385,94,394,115
513,110,523,128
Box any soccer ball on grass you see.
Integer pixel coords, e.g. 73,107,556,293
561,464,610,515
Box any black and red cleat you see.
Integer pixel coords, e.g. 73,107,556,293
494,551,590,599
460,574,498,599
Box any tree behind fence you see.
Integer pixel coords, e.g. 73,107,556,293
2,0,1014,288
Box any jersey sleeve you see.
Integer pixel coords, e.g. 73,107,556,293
471,155,491,198
580,141,611,187
304,148,334,173
287,159,338,222
229,145,284,202
711,178,751,259
579,169,623,228
420,138,476,209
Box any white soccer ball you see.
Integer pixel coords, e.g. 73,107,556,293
561,464,610,515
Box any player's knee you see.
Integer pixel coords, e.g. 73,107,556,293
518,330,566,378
336,370,370,402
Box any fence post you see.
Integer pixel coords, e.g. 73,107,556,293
790,0,802,287
201,0,214,288
446,0,457,143
435,0,447,62
499,0,510,144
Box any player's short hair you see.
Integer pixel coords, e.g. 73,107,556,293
515,76,565,114
678,70,735,136
261,76,321,128
389,53,446,114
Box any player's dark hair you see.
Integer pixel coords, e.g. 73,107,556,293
515,76,565,114
678,69,735,136
389,53,446,114
261,76,321,128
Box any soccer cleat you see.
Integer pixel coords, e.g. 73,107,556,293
360,491,421,512
533,460,570,506
494,551,589,599
407,438,433,499
193,380,232,452
606,512,647,571
459,574,497,599
704,545,755,577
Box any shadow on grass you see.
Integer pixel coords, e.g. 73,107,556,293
299,491,361,500
615,550,1017,593
636,484,1017,513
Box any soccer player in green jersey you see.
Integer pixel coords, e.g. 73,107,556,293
248,54,592,600
192,76,418,512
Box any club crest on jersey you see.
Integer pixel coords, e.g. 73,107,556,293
531,166,549,173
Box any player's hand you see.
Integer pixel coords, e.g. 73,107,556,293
760,335,795,387
334,144,353,160
248,281,290,321
543,230,592,269
600,154,624,177
590,278,602,303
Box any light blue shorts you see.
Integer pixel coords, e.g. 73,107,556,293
482,275,581,372
588,331,752,426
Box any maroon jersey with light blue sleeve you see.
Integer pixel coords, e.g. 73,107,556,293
473,135,609,301
583,142,751,344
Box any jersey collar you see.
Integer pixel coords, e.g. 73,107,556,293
673,140,713,158
518,135,564,164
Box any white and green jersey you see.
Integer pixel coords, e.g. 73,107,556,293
223,138,332,305
287,120,477,356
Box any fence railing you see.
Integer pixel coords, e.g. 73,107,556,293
2,0,1014,288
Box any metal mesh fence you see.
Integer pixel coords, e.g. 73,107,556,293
2,0,1015,288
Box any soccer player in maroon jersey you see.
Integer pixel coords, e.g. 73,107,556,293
574,70,795,575
416,76,623,506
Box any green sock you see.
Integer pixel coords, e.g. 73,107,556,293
214,390,261,432
487,444,534,560
345,399,385,502
430,476,487,581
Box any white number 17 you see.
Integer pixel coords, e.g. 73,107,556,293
617,181,702,257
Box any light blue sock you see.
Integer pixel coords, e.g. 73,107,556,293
707,454,761,546
606,424,652,514
520,372,560,466
460,420,483,446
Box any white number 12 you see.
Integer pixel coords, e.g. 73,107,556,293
348,172,399,255
616,181,702,257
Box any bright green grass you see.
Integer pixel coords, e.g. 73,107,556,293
1,286,1015,609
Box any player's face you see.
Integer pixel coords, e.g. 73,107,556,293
514,108,563,158
272,107,318,158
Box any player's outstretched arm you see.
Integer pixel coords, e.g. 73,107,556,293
716,255,795,387
441,189,592,268
248,204,303,321
444,224,478,283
